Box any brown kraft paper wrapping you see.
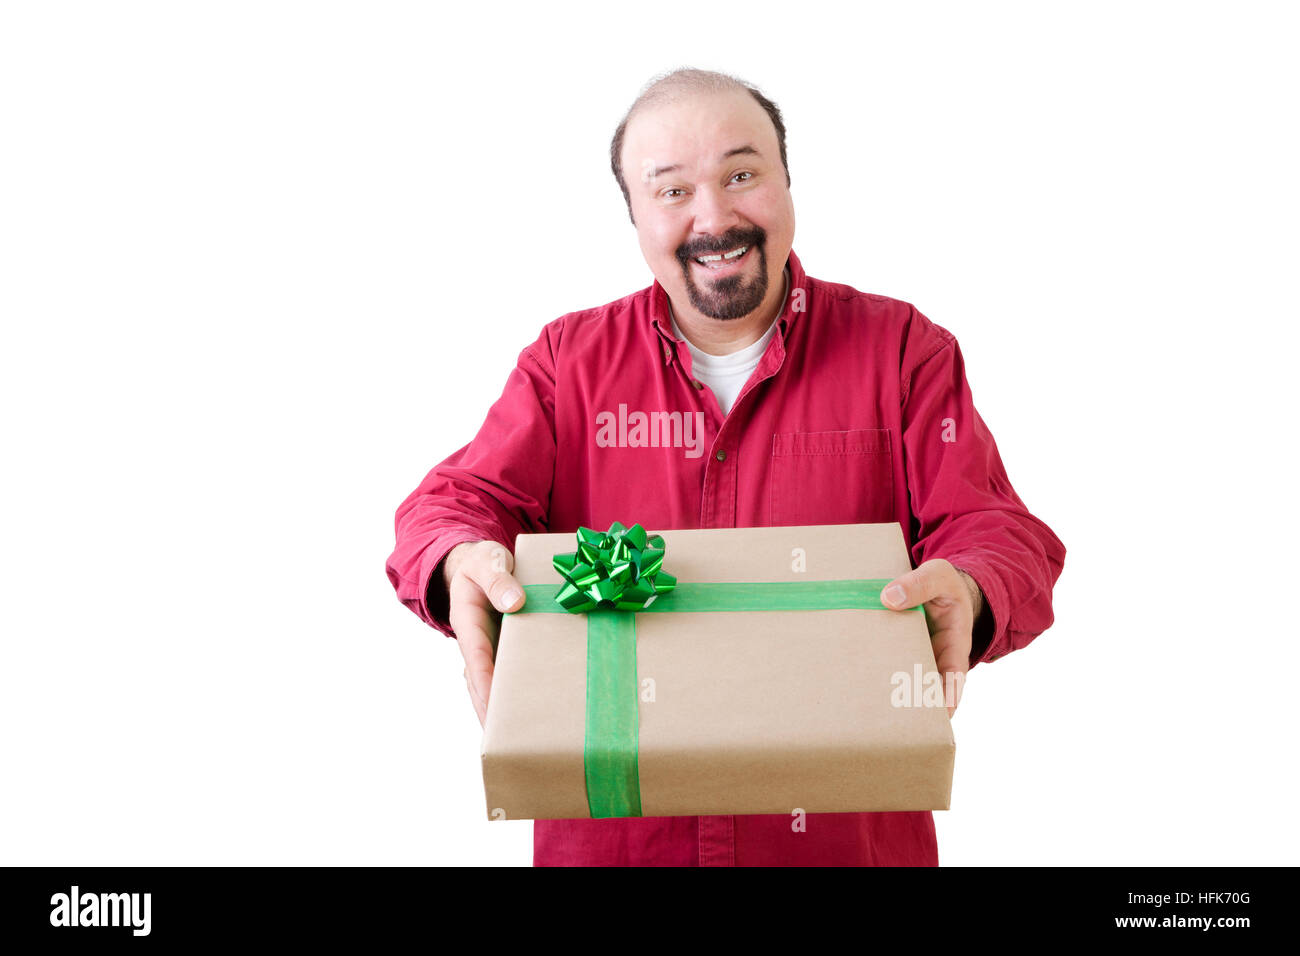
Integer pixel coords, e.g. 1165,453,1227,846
480,522,955,821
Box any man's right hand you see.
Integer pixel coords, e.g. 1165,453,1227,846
442,540,524,728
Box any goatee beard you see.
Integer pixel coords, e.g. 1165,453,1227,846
677,230,769,320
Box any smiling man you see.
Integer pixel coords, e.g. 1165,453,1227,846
387,68,1067,866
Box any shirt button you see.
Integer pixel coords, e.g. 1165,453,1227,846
692,380,704,390
715,449,727,462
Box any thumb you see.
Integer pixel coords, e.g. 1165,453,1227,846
882,560,952,610
881,575,915,610
464,547,525,613
488,574,525,613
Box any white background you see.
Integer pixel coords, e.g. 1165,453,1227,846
2,1,1296,866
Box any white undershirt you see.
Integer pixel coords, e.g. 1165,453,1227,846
669,269,789,416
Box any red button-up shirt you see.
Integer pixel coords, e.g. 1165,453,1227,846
387,248,1066,866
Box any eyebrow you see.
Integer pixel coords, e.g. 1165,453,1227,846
647,144,762,181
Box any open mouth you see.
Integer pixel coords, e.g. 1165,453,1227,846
691,244,752,274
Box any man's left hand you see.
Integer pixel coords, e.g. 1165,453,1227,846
881,559,981,718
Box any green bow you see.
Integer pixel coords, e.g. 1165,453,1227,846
551,521,678,612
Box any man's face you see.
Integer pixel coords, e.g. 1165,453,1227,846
621,88,795,324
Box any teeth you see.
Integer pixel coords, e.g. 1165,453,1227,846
695,245,747,265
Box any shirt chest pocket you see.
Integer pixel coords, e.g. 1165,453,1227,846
769,428,895,527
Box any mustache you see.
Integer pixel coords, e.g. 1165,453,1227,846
676,228,765,263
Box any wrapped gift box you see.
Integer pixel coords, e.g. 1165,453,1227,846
480,522,955,820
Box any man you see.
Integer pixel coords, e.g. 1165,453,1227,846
386,68,1066,866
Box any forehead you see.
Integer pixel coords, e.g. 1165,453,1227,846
622,89,776,175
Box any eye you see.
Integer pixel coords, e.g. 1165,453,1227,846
731,171,754,184
662,187,686,199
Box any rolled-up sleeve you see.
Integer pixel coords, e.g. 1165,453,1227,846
385,327,558,638
899,314,1066,668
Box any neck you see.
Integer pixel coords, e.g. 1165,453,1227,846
670,267,789,356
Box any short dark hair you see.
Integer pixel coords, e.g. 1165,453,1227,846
609,68,790,225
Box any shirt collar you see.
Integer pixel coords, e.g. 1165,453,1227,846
650,247,808,365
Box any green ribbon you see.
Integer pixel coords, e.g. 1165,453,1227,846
522,579,900,614
506,524,917,819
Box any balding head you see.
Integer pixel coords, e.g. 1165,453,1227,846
610,68,790,225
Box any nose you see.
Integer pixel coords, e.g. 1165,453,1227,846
690,183,742,240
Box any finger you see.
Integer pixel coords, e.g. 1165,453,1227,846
462,668,486,727
459,634,493,726
929,626,970,717
449,594,498,725
881,559,959,610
